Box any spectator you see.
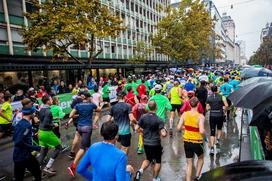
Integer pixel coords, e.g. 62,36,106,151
58,80,67,94
0,92,12,139
67,84,73,93
13,89,26,102
52,80,59,94
0,91,5,104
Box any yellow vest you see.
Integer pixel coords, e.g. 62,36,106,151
183,111,203,143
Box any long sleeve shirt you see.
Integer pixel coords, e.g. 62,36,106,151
13,119,41,162
77,142,130,181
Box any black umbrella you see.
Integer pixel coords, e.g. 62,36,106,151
249,97,272,128
240,67,272,78
200,160,272,181
239,77,272,87
228,81,272,109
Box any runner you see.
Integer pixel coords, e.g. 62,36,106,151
106,91,136,154
132,95,148,154
180,91,204,115
136,79,147,99
147,84,172,123
177,97,206,181
125,86,139,107
134,100,167,181
68,91,100,177
219,78,233,121
195,81,208,115
102,81,111,108
92,87,104,129
50,96,65,138
206,86,228,155
77,121,134,181
0,92,12,139
38,95,62,174
13,98,41,181
169,81,184,137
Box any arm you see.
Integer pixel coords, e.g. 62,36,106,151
115,155,131,181
134,95,139,104
77,148,93,180
129,113,137,124
160,128,167,137
177,113,185,131
13,126,41,151
198,114,206,136
69,109,77,119
178,88,183,98
98,96,104,109
222,96,228,110
0,112,12,122
165,98,172,111
197,103,204,114
206,103,210,112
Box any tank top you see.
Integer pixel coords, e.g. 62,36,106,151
170,87,182,105
183,112,203,143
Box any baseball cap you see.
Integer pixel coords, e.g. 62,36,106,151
22,105,36,115
154,84,163,91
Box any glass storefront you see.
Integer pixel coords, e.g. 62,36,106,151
0,71,29,90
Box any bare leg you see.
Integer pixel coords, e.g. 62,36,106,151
169,111,175,129
153,163,161,179
71,132,80,153
210,136,215,147
121,146,129,155
217,130,222,140
186,158,193,181
93,112,100,125
73,149,86,166
196,154,204,178
140,160,150,171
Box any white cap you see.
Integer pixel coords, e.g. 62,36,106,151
154,84,163,91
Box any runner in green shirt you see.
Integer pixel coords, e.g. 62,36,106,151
146,84,172,122
0,93,12,139
50,96,65,138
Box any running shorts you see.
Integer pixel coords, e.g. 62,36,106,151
38,130,61,148
184,141,204,158
144,145,163,163
171,104,182,112
209,116,224,137
78,126,92,149
118,133,131,147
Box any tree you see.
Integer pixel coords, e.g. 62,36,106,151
127,41,154,64
249,35,272,65
152,0,215,64
22,0,126,64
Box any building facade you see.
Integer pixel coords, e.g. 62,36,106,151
0,0,170,88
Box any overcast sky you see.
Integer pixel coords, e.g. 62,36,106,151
171,0,272,59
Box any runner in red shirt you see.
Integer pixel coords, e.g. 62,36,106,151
180,91,204,115
125,86,139,107
136,80,147,99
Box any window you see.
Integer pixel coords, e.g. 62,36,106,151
7,0,23,17
111,45,116,53
0,0,3,13
11,29,23,43
0,28,8,43
26,2,35,13
131,2,134,12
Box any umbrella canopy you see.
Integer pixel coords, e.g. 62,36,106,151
253,65,263,68
241,67,272,78
249,97,272,128
200,160,272,181
228,81,272,109
239,77,272,87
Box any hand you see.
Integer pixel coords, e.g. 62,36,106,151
264,135,271,145
53,123,59,127
126,165,135,175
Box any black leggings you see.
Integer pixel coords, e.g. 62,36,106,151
14,155,41,181
38,145,62,164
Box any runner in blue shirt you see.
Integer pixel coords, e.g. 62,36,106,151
229,77,240,91
219,78,233,97
77,121,134,181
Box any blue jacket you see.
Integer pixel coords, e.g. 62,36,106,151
13,119,41,162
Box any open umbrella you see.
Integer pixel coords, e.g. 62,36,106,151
228,81,272,109
241,67,272,78
249,96,272,128
239,77,272,87
200,160,272,181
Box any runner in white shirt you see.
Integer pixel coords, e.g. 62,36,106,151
108,82,118,106
92,87,104,129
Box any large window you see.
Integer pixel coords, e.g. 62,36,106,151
7,0,23,17
11,29,23,44
0,28,8,43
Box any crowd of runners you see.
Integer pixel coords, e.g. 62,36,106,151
0,65,242,181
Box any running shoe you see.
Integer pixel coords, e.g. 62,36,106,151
134,170,141,181
210,147,215,155
216,139,220,147
193,177,200,181
67,165,76,177
137,148,144,154
43,167,56,175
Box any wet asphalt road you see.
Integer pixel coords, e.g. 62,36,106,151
0,110,241,181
